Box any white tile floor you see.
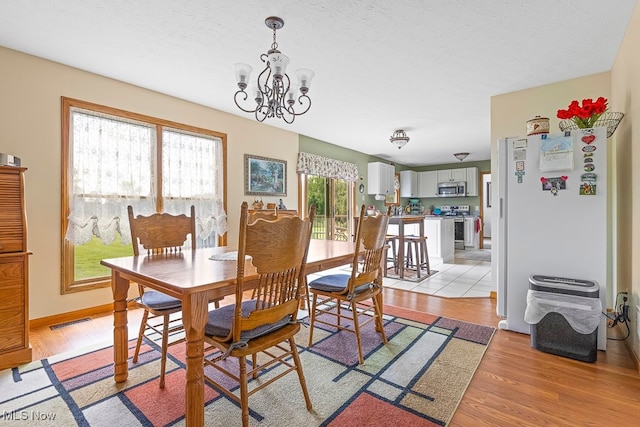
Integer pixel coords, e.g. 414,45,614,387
306,248,494,299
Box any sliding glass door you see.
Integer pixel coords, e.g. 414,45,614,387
306,175,353,240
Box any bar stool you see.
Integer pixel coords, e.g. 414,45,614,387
384,234,399,276
404,235,431,278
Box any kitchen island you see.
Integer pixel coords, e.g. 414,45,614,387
423,216,455,263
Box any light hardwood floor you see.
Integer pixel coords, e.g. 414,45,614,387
29,290,640,426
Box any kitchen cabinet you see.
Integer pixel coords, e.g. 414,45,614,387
0,166,32,370
464,217,479,249
417,171,438,198
368,162,395,195
465,167,479,196
437,168,467,182
400,170,418,197
424,217,455,263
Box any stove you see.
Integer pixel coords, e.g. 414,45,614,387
440,205,470,249
440,205,470,217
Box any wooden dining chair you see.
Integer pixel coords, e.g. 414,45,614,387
247,206,278,222
307,204,391,364
202,202,315,427
127,205,221,388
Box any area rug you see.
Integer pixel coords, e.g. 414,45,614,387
0,306,494,426
454,249,491,262
383,266,439,283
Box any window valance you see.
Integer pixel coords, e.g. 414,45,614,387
296,152,359,181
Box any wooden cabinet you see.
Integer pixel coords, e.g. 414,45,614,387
400,170,418,197
0,166,32,370
368,162,395,195
465,167,479,196
437,168,467,182
417,171,438,198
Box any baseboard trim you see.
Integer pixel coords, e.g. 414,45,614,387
623,339,640,375
30,302,136,329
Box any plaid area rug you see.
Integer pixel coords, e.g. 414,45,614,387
0,306,494,426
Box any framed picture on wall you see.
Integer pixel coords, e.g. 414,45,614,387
244,154,287,196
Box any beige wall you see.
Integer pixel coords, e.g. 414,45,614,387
611,1,640,365
0,47,300,319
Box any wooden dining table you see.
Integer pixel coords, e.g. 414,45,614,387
101,239,358,427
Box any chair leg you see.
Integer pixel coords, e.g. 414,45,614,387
303,276,311,312
307,294,318,347
414,241,422,278
422,239,431,275
238,356,250,427
383,245,388,278
133,309,150,363
159,313,170,389
373,295,388,344
252,353,258,379
290,336,313,410
351,300,365,365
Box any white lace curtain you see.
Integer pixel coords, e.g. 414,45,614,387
162,128,227,240
296,152,359,181
65,109,227,246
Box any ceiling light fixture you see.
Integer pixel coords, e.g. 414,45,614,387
453,152,470,161
233,16,314,124
390,129,410,149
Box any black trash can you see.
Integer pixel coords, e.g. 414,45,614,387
524,275,601,363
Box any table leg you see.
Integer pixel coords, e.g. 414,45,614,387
111,271,129,383
182,292,209,427
397,222,405,279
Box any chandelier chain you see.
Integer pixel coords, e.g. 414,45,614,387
271,26,278,51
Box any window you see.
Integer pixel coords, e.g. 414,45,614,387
61,97,227,293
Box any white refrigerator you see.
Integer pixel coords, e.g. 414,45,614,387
495,126,607,350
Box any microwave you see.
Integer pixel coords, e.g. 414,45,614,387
437,181,466,197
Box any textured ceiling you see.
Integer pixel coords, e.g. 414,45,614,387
1,1,636,166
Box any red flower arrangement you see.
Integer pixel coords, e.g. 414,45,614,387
557,97,608,129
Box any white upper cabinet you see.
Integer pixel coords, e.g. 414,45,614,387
465,167,479,196
417,171,438,197
368,162,395,195
437,168,467,182
400,170,418,197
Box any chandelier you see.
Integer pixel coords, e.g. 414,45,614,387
233,16,314,124
390,130,410,149
453,152,470,161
